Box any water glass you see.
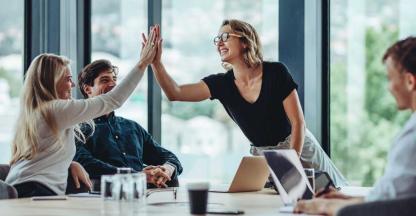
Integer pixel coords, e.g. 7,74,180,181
117,167,132,174
304,168,315,192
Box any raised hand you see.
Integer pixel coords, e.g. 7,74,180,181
139,26,158,66
142,24,163,64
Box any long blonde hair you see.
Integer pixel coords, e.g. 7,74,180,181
221,19,263,70
11,53,93,164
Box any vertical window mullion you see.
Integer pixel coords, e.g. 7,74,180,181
147,0,162,143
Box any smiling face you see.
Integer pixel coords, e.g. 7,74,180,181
56,67,75,99
216,25,246,64
385,56,415,110
83,69,117,98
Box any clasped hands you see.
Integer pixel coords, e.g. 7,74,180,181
143,165,173,188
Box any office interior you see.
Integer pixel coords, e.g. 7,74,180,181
0,0,415,215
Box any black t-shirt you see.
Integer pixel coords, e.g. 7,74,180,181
202,62,298,147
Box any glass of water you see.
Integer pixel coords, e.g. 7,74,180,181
101,175,115,200
117,167,133,174
304,168,315,192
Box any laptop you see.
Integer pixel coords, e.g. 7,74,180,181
210,156,270,193
262,150,314,212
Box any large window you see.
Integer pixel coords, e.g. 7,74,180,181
91,0,148,128
0,0,23,164
161,0,278,183
330,0,414,186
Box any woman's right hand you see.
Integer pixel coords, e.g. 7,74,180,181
139,26,158,67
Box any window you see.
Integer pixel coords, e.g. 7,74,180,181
160,0,278,183
91,0,148,128
330,0,413,186
0,0,24,164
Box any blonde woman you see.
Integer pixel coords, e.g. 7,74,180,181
148,20,347,186
5,27,158,198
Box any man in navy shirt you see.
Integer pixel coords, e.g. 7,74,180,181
74,59,182,188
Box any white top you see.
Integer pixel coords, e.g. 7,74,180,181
366,112,416,201
6,66,143,195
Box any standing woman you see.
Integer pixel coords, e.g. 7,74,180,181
148,20,347,186
5,28,158,198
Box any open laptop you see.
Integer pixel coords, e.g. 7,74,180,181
210,156,270,193
262,150,314,212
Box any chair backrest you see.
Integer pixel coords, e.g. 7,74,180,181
0,180,17,199
0,164,10,181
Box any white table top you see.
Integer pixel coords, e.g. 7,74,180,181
0,188,285,216
0,186,371,216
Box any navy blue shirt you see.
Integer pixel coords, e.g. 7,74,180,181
202,62,298,147
74,112,182,179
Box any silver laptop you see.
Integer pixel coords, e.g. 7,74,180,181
262,150,314,212
210,156,269,193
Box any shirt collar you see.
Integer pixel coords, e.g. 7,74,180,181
94,111,116,123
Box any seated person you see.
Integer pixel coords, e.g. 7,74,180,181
74,59,183,188
294,37,416,215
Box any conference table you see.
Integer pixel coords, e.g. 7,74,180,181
0,187,370,216
0,188,293,215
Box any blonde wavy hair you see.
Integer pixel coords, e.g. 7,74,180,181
11,53,93,164
221,19,263,70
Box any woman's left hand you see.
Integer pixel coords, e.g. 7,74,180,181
70,161,92,190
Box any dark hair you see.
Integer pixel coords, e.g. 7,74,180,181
383,36,416,75
78,59,116,98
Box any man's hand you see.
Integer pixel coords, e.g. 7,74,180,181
294,197,363,216
70,161,92,191
316,187,351,199
143,165,172,188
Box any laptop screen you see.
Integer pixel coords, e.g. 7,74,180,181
263,150,313,204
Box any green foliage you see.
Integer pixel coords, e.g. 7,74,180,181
331,25,411,186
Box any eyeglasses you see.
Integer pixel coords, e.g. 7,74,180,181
213,32,242,45
111,66,119,76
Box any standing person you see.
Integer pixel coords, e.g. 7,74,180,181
294,36,416,216
5,27,159,198
146,20,347,186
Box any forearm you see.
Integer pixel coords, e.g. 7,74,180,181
289,121,305,155
325,197,364,216
151,62,181,100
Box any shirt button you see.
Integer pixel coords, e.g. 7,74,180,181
115,135,119,139
122,152,126,155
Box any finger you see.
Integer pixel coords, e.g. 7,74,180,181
148,26,156,45
156,176,164,185
156,25,160,40
156,177,168,188
73,176,80,189
159,181,168,188
155,170,171,180
78,173,91,190
86,175,93,190
142,33,147,43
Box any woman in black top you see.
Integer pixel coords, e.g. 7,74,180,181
146,20,347,186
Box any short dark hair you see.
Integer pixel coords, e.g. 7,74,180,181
78,59,117,98
383,36,416,75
